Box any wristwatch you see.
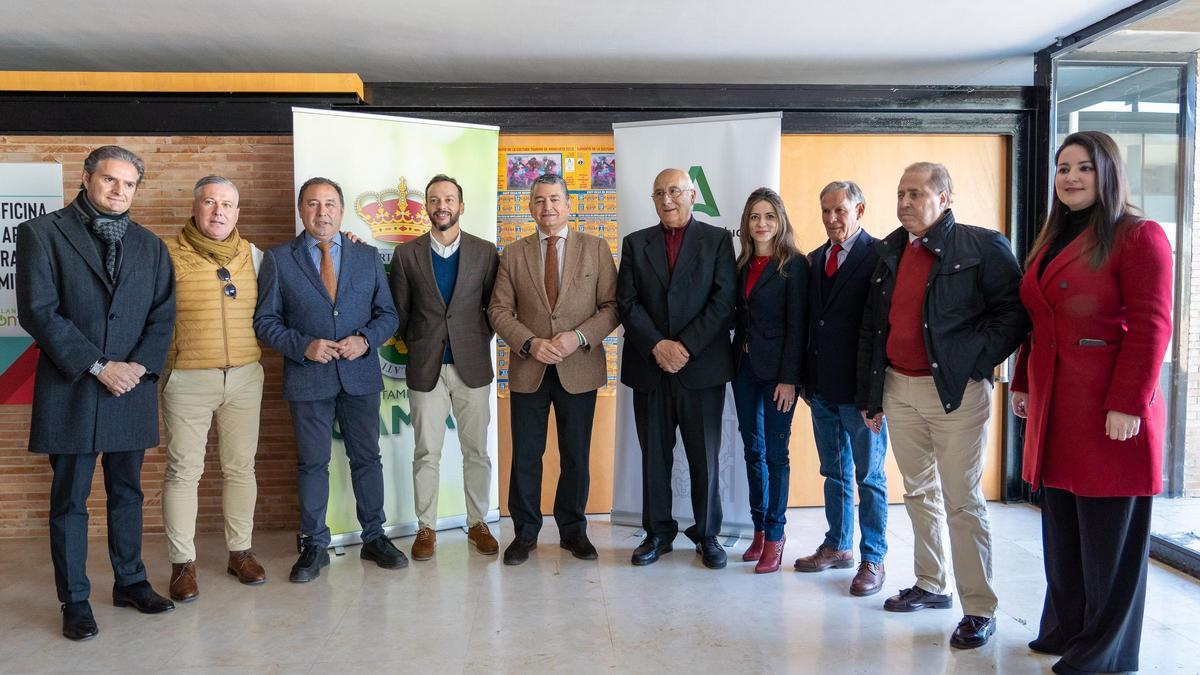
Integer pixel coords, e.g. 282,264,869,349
354,331,370,348
89,358,109,376
520,338,533,358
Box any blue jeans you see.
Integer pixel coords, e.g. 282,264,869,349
808,393,888,563
732,354,794,541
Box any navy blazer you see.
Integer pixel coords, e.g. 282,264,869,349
805,230,879,405
617,218,736,392
734,255,808,384
16,200,176,454
254,233,399,402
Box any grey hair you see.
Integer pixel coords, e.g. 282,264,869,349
528,172,569,202
904,162,954,204
81,145,145,188
192,175,239,202
819,180,865,207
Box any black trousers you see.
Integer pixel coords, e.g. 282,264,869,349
1034,485,1153,674
633,376,724,540
508,366,597,540
289,391,386,548
48,450,148,604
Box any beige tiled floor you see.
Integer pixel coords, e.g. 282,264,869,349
1,503,1198,673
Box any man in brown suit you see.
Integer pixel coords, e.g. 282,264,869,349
489,173,619,565
390,174,500,561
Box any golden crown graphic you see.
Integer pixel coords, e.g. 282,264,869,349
355,176,431,243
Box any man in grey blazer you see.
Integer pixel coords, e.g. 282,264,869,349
390,174,500,561
16,145,177,640
254,177,406,583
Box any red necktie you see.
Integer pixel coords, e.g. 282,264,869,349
825,243,843,278
544,235,560,309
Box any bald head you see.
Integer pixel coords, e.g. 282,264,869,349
652,168,697,229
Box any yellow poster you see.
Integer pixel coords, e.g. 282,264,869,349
495,140,619,397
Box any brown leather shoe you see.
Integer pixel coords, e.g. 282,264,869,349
227,550,267,585
169,562,198,602
793,545,854,572
411,527,436,561
468,521,499,555
850,561,885,596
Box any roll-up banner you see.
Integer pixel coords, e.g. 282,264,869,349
0,163,63,404
611,112,782,538
292,107,501,546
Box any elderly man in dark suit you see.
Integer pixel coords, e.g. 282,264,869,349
797,180,888,597
390,174,500,562
16,145,176,641
254,176,405,583
617,167,737,570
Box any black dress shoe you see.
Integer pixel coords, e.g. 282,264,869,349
696,536,727,569
112,581,175,614
504,537,538,566
361,536,409,569
61,601,98,641
290,536,331,583
560,535,598,561
1027,638,1065,656
883,585,953,612
631,535,673,566
951,614,996,649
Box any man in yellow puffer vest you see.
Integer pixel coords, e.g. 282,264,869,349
162,175,266,602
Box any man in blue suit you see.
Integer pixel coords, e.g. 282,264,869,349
254,177,405,582
797,180,889,597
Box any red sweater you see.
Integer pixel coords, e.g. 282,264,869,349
744,255,770,299
886,241,936,376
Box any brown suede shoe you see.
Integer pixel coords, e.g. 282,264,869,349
169,562,198,602
793,545,854,572
227,550,267,585
468,522,499,555
850,561,885,596
411,527,437,561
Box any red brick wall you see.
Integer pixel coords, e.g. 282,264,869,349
0,135,299,537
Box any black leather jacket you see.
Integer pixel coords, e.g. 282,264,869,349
855,210,1029,415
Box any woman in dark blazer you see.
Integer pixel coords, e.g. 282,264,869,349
1011,130,1172,674
732,187,808,573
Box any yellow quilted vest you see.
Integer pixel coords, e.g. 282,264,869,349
166,234,260,370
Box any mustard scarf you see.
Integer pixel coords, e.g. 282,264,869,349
181,217,242,266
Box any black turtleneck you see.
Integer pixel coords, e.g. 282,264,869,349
1038,204,1094,279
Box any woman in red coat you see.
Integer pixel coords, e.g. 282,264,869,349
1011,130,1172,674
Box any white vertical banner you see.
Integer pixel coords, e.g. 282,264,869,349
292,108,501,545
611,112,782,538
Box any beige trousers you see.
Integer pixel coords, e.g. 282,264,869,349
162,362,263,563
410,364,492,529
882,368,998,617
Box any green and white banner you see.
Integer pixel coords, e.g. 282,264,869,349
611,112,782,537
292,107,500,545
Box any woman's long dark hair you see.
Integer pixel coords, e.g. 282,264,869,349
1028,130,1140,269
735,187,799,275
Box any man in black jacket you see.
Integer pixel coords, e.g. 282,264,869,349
798,181,888,598
856,162,1027,650
17,146,177,640
617,168,736,569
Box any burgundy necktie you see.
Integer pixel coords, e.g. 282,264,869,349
825,243,843,278
544,235,560,309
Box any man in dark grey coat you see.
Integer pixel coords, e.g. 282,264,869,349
16,145,177,641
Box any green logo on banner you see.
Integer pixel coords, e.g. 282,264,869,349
689,166,719,217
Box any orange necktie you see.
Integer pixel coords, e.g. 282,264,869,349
318,240,337,302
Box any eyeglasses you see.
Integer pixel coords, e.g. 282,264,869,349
216,267,237,299
651,186,692,201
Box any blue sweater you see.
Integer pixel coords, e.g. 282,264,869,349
431,249,459,364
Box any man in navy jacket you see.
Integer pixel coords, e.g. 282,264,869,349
254,177,404,582
798,181,888,597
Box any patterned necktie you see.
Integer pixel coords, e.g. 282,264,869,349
544,235,560,309
825,243,843,278
90,214,130,282
318,240,337,302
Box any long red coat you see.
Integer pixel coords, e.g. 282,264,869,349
1012,219,1172,497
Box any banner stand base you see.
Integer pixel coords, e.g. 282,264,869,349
328,508,501,549
610,509,753,542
